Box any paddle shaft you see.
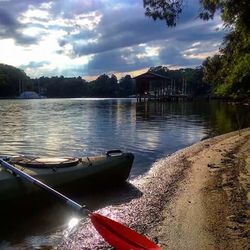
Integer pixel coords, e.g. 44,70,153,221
0,158,88,213
0,158,161,249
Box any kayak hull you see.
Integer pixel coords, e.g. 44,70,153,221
0,152,134,201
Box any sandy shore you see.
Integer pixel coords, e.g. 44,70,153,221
61,128,250,249
151,128,250,249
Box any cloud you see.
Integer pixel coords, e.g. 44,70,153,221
20,61,50,69
84,10,224,75
0,0,226,78
0,3,43,45
68,0,197,55
72,10,167,56
0,8,16,26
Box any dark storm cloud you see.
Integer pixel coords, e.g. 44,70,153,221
0,0,226,77
71,3,172,57
86,46,160,76
0,2,43,45
0,0,223,50
0,0,46,12
58,29,97,50
0,8,17,26
49,0,104,19
159,44,201,67
0,0,105,46
86,44,197,76
71,0,224,58
84,14,224,74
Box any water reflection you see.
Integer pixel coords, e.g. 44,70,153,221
0,98,249,248
0,182,142,248
67,217,80,231
0,99,249,176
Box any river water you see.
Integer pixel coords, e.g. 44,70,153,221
0,98,249,249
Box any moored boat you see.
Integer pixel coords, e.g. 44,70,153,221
0,150,134,201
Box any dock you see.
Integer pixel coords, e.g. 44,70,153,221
133,71,192,102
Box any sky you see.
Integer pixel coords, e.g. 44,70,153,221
0,0,225,80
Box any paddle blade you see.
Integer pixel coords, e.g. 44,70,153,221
90,213,161,250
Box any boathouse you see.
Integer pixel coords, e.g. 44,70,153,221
134,72,172,102
134,72,191,102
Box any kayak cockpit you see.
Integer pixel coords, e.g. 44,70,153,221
9,156,80,168
7,150,125,169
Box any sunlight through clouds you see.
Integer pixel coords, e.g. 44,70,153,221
136,46,160,59
182,40,220,60
23,7,50,20
0,0,225,78
0,1,96,77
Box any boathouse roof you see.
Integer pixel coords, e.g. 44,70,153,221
133,72,171,80
134,71,172,95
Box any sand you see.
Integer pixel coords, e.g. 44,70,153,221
152,128,250,249
61,128,250,249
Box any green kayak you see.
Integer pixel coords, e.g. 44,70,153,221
0,150,134,201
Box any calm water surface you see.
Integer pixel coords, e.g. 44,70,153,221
0,98,249,249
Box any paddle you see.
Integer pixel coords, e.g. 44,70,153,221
0,158,161,250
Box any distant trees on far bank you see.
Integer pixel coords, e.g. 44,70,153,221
34,74,135,98
0,64,136,98
0,64,30,97
0,63,208,99
148,66,210,97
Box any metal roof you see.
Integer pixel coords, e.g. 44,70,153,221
133,72,171,80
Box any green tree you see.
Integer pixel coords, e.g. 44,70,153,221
148,66,208,96
143,0,184,26
119,75,135,97
144,0,250,99
0,64,30,97
143,1,250,28
203,25,250,98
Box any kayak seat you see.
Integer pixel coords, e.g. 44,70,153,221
9,156,80,168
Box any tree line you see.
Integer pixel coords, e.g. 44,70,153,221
0,64,136,98
34,74,135,98
0,63,208,98
1,1,249,100
148,66,209,97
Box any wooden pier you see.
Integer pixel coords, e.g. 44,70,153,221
134,71,192,102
